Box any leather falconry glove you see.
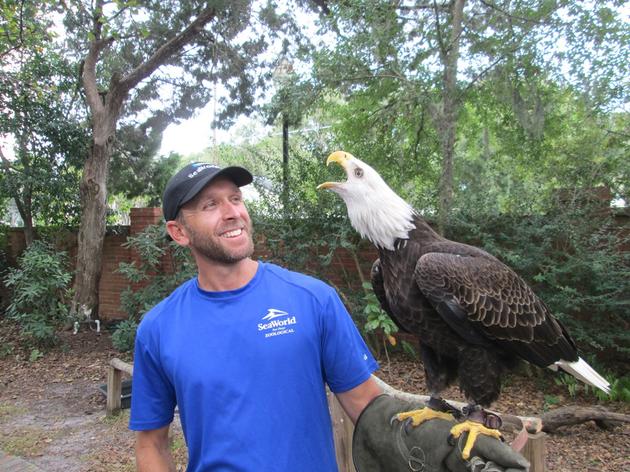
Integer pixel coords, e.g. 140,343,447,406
352,395,530,472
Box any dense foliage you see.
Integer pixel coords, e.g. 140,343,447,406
0,30,87,236
3,240,72,347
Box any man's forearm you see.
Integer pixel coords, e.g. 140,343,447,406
136,428,176,472
336,376,383,423
136,445,175,472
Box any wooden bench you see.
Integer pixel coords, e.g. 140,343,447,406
106,358,134,416
106,359,545,471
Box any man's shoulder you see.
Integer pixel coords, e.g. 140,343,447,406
263,262,333,297
138,277,196,330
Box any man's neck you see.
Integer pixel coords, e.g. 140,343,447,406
196,257,259,292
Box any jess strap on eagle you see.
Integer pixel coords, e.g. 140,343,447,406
352,395,530,472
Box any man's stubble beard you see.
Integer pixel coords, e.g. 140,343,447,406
185,220,255,264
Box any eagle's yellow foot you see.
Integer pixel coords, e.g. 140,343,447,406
393,407,455,427
449,420,503,460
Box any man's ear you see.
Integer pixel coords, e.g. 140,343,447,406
166,220,190,247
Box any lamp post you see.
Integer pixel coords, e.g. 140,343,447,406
273,57,293,208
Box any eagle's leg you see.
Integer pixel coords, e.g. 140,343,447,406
450,347,505,459
449,405,503,459
392,345,462,426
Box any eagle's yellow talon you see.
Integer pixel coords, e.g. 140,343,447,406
450,420,503,460
395,407,455,426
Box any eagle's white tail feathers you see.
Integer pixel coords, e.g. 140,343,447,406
550,357,610,394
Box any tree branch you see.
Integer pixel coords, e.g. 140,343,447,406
116,7,217,95
478,0,543,24
82,0,112,114
0,148,15,170
432,0,447,62
398,2,449,12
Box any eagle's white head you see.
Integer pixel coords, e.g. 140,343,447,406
317,151,416,250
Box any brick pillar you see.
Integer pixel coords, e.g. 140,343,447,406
130,207,163,235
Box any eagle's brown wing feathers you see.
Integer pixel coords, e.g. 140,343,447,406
371,258,411,333
414,251,578,367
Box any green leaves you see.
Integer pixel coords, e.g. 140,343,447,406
0,43,86,229
111,318,138,353
3,240,72,347
114,223,197,351
362,281,397,343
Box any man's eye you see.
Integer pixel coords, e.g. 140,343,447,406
354,168,364,178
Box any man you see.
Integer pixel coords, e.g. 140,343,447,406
129,162,382,471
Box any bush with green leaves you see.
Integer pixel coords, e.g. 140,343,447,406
111,318,139,353
114,224,196,351
3,240,72,347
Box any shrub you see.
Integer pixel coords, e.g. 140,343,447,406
3,240,72,347
111,318,138,353
114,224,196,352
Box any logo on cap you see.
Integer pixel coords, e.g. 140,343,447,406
187,164,218,179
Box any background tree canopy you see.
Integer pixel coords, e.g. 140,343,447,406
0,1,628,371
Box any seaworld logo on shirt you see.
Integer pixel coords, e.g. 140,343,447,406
261,308,289,321
258,308,297,338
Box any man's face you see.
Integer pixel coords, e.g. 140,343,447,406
177,178,254,264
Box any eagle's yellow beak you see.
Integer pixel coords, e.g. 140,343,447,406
326,150,354,167
317,151,355,190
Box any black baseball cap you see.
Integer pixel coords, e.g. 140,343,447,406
162,162,253,221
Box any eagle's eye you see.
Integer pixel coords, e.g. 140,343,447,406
354,168,364,178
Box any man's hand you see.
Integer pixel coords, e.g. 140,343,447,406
352,395,530,472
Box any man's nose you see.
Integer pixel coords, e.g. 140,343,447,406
221,201,240,219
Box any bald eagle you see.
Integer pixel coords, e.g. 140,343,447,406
319,151,610,458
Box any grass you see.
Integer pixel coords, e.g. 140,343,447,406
101,409,131,426
0,427,54,457
0,402,27,421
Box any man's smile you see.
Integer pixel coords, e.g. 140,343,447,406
220,228,244,238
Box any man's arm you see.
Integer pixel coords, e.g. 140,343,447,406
335,376,383,424
136,425,176,472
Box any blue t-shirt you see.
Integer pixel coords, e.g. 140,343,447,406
129,261,378,472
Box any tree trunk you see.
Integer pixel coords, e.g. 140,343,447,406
15,200,35,247
431,0,465,234
14,127,35,246
14,197,34,247
541,405,630,433
72,133,113,318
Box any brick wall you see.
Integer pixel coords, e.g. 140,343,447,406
98,208,165,320
98,232,132,320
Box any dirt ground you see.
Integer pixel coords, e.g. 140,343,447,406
0,326,628,472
